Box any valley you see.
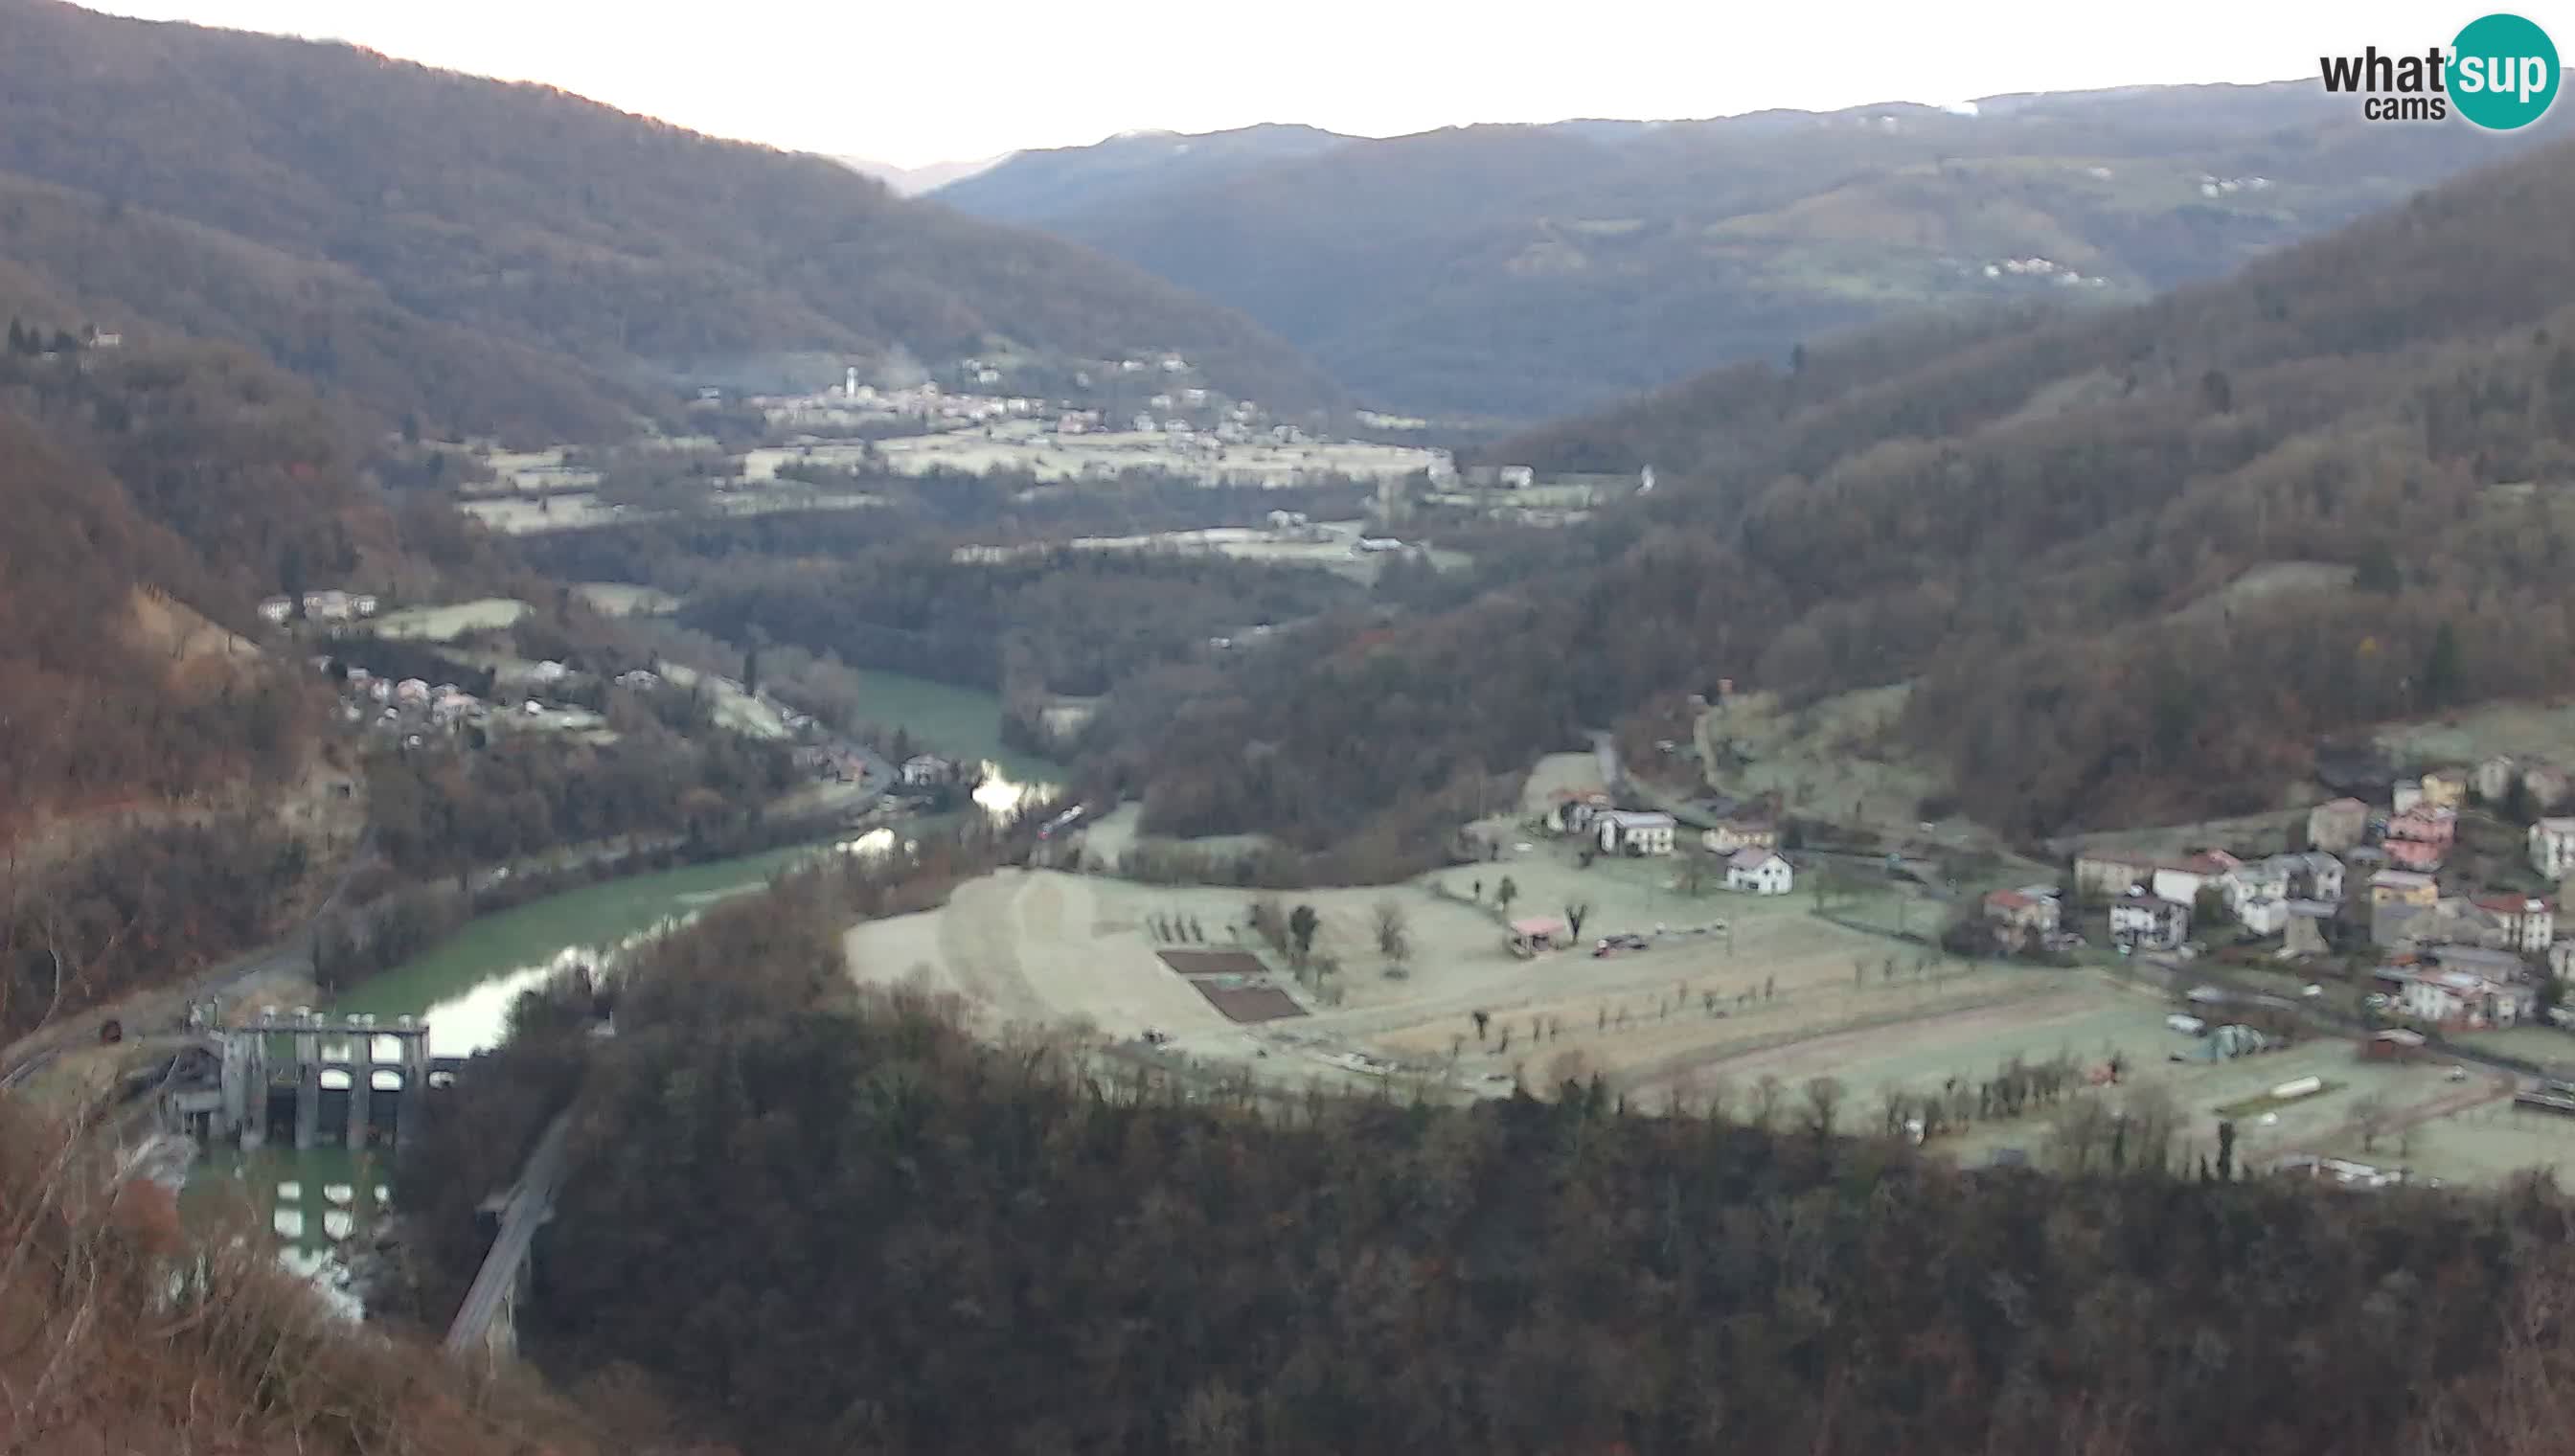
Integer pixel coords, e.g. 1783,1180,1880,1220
9,5,2575,1455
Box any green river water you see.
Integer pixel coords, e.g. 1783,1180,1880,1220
193,671,1063,1301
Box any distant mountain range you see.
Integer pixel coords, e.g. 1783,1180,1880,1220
832,153,1008,196
0,0,1342,443
929,88,2533,420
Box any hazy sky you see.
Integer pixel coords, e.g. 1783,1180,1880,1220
82,0,2517,167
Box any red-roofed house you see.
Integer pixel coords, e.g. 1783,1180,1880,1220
2473,896,2555,953
1982,889,2060,949
2383,837,2445,873
2387,807,2457,845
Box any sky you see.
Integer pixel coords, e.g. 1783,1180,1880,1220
80,0,2543,168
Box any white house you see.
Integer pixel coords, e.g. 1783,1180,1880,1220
2152,852,2240,908
1726,849,1794,896
2110,893,2189,951
1597,811,1676,856
1497,465,1536,489
2401,969,2533,1030
257,596,294,625
2236,896,2289,937
900,754,954,786
2394,779,2425,814
2533,819,2575,878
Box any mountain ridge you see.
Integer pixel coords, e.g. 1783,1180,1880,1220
0,0,1343,439
932,85,2533,419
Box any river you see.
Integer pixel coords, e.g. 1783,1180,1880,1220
192,669,1065,1301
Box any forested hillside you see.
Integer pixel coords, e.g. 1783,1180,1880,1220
1114,132,2575,856
406,878,2575,1456
938,86,2524,419
0,0,1339,441
0,335,392,829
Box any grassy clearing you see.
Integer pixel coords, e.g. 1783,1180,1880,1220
368,598,529,643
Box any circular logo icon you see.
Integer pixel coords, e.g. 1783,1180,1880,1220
2450,12,2560,129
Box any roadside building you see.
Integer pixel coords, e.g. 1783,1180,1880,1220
2421,768,2470,809
2109,893,2188,951
1726,849,1795,896
2393,779,2425,815
2307,797,2370,853
2477,755,2521,804
258,596,294,625
900,754,954,786
1507,917,1571,956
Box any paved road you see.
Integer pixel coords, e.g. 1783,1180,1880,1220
0,830,378,1093
444,1109,576,1355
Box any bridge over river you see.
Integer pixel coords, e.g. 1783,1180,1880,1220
444,1109,577,1362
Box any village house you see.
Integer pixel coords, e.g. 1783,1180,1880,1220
2396,967,2534,1030
2473,895,2555,953
2383,837,2446,873
2307,797,2370,853
2073,851,2162,899
2152,851,2241,908
2235,896,2290,937
1597,811,1676,857
2110,893,2189,952
1699,812,1779,855
2386,806,2457,847
2421,768,2470,809
2289,852,2346,902
2222,859,2290,915
2369,869,2440,909
2432,944,2528,982
1982,889,2061,950
2531,818,2575,878
1545,791,1612,836
900,754,954,786
1725,848,1794,896
2477,755,2521,804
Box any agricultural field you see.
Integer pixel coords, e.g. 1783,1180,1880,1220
366,598,529,643
2377,698,2575,771
575,582,683,618
1693,686,1972,845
